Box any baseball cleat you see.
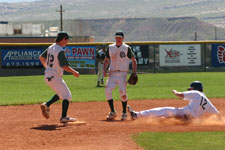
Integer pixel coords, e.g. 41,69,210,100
101,79,104,85
40,102,50,119
121,112,127,121
127,105,137,120
60,117,76,123
106,112,117,121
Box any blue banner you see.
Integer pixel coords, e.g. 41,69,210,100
212,44,225,67
64,46,96,69
1,49,43,67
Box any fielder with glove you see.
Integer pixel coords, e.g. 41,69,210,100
103,30,137,121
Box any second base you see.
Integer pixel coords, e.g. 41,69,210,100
61,121,86,126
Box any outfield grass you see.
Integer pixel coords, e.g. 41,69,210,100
0,72,224,105
133,131,225,150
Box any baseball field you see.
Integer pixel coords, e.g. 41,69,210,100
1,72,225,150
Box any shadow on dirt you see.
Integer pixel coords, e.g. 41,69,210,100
100,119,132,123
30,124,66,131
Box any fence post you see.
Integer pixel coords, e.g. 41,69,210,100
204,43,207,72
153,44,156,73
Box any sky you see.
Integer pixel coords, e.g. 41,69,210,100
0,0,36,3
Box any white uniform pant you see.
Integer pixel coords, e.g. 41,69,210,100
45,75,72,101
97,62,104,82
136,107,191,119
105,72,128,102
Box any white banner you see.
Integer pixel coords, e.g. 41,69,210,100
159,44,201,66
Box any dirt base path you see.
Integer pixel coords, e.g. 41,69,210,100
1,99,225,150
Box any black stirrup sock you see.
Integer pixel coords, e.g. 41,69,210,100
62,99,69,118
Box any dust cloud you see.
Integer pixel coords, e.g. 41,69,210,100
133,112,225,126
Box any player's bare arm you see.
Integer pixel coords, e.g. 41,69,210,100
62,66,79,78
39,56,47,68
103,57,109,77
39,49,48,68
131,56,137,74
57,49,79,78
172,90,184,98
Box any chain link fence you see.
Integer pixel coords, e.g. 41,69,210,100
1,41,225,76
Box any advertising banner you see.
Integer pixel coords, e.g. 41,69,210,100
211,44,225,67
1,49,42,68
131,45,149,65
64,46,96,69
159,44,201,66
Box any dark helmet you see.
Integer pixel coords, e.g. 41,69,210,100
188,81,203,92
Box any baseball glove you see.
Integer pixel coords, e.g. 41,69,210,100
127,73,138,85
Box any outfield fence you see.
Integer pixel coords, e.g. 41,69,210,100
0,41,225,76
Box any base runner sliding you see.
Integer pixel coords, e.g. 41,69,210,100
128,81,219,120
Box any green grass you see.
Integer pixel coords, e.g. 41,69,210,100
133,131,225,150
0,72,225,105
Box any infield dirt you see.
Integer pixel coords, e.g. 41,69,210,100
1,99,225,150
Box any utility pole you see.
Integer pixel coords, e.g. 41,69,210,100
194,32,197,41
56,5,65,31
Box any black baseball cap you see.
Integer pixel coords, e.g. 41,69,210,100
115,30,124,38
55,31,70,42
57,31,70,39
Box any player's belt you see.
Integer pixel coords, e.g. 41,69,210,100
112,70,126,72
109,70,127,72
46,76,54,82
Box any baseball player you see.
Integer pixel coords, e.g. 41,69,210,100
128,81,219,120
96,46,106,87
103,30,137,121
39,32,80,123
